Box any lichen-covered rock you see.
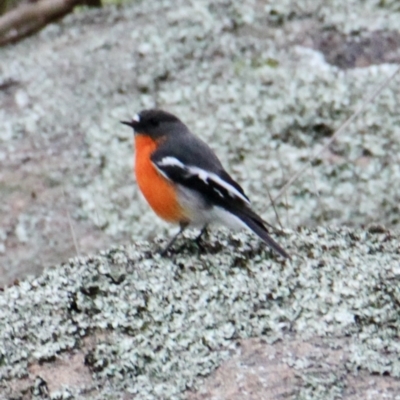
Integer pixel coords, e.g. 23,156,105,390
1,227,400,399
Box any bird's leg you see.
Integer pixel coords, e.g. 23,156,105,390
194,225,208,250
159,222,189,256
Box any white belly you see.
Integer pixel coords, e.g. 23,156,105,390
176,184,247,229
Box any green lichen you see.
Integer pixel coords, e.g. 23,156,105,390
1,227,400,398
1,0,400,282
1,0,400,397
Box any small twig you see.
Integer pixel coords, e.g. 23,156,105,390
0,0,100,46
266,184,283,230
308,148,323,215
284,182,289,228
275,147,290,227
269,65,400,207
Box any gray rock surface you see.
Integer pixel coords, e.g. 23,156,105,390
1,0,400,398
1,227,400,399
1,0,400,285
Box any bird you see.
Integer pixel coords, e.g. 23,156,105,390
121,109,289,258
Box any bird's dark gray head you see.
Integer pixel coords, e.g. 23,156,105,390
121,109,185,139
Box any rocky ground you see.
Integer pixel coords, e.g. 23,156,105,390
1,228,400,399
1,0,400,286
1,0,400,398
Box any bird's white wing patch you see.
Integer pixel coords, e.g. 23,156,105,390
154,156,183,180
156,156,185,168
188,166,250,204
154,156,250,204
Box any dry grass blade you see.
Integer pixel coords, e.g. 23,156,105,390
265,184,283,231
269,65,400,207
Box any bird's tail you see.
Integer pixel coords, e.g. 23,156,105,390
236,211,290,259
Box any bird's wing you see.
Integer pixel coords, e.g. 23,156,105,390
151,134,250,206
151,133,289,258
152,155,250,205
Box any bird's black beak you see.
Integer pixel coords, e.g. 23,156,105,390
120,120,135,128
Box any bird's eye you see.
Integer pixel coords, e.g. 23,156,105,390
149,118,159,127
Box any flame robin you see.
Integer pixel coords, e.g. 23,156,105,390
121,109,289,258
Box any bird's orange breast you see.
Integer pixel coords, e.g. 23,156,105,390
134,135,186,223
